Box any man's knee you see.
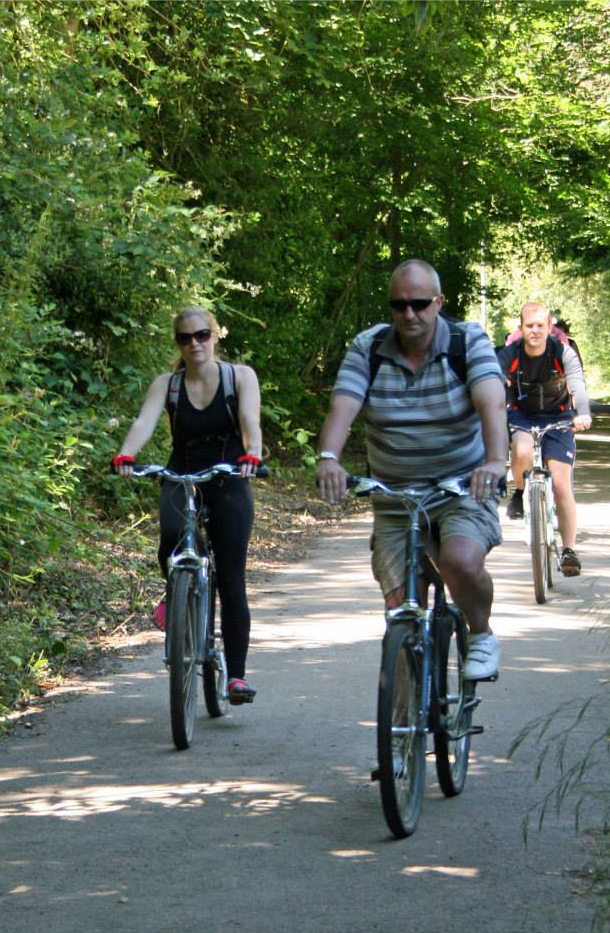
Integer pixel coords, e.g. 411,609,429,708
511,432,533,458
548,461,574,499
552,477,573,497
438,539,486,584
384,585,405,609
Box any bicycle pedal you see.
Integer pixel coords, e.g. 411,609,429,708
228,695,255,706
370,767,380,782
466,673,498,684
468,725,484,736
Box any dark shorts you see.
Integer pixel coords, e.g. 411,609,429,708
508,410,576,466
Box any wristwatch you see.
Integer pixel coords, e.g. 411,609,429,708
317,451,339,461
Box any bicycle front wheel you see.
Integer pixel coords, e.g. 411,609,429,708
167,570,198,750
377,623,426,838
530,483,548,604
433,607,471,796
202,569,228,717
546,533,555,589
546,491,556,590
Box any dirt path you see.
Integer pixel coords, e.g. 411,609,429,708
1,450,609,933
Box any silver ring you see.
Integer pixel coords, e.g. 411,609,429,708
484,478,491,484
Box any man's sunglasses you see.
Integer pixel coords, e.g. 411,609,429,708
389,297,438,313
175,329,213,346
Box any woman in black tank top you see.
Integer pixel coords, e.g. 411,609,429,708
114,306,263,704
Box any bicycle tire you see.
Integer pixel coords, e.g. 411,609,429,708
377,623,426,838
167,570,198,750
433,607,471,796
530,483,548,604
546,535,554,590
546,490,555,590
202,569,228,717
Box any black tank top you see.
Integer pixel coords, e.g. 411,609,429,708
170,370,245,472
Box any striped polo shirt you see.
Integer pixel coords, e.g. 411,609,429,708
333,315,503,484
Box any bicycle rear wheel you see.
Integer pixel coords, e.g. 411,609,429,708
202,568,228,717
167,570,198,750
433,607,471,796
377,623,426,838
530,483,548,604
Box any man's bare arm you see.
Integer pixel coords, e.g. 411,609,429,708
469,377,508,501
317,393,362,504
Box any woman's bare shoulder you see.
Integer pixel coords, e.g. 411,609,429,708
152,371,175,385
145,371,174,397
232,362,258,380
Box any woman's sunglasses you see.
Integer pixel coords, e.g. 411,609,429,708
175,329,213,346
388,297,438,313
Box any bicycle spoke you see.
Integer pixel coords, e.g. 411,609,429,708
377,623,426,838
530,483,548,603
434,607,471,796
202,569,229,717
168,571,198,749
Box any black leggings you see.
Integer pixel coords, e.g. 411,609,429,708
158,478,254,680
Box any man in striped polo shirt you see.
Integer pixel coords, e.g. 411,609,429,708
317,259,507,679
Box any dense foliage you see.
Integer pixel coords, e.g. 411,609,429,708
1,0,609,717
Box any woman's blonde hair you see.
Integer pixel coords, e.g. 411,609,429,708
173,305,222,338
172,306,224,371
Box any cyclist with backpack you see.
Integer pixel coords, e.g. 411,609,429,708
317,259,507,680
497,301,591,576
113,306,262,705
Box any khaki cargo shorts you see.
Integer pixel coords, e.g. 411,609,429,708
371,494,502,597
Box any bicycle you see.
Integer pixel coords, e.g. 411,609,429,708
347,473,499,839
517,420,574,604
128,462,265,750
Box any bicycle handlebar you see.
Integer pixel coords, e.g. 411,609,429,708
346,474,469,502
115,462,270,481
346,473,506,505
523,419,575,439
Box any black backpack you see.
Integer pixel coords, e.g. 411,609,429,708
496,336,570,412
365,318,468,400
165,362,240,438
497,336,565,379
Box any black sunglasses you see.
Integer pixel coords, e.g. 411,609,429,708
175,328,213,346
389,297,438,313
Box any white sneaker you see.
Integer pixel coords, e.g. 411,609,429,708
464,633,499,680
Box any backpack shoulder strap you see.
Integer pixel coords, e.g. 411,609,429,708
548,335,565,374
218,361,240,432
500,336,565,378
367,320,469,393
445,320,468,385
498,339,520,375
166,370,183,437
366,325,392,400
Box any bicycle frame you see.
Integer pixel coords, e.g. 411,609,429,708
521,422,572,567
349,473,492,836
164,478,210,665
132,464,238,666
130,464,245,663
122,461,265,747
350,475,486,736
383,497,480,741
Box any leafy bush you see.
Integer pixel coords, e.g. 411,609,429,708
0,6,246,720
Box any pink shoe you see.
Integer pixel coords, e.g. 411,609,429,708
228,678,257,705
153,600,166,632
